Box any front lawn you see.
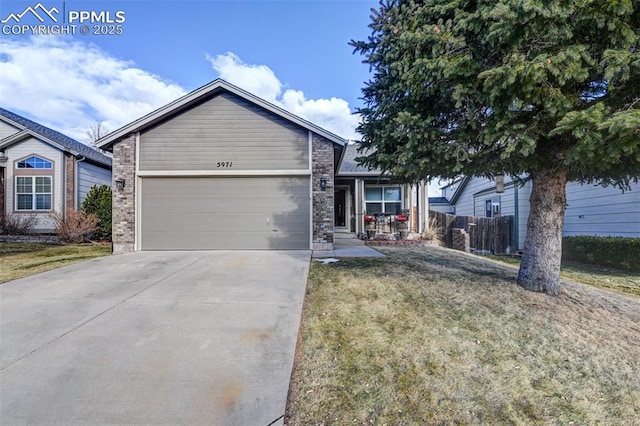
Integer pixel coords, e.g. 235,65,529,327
286,246,640,424
0,243,111,284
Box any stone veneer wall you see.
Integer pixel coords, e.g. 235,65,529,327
312,134,334,251
452,228,470,252
64,153,75,213
112,134,136,254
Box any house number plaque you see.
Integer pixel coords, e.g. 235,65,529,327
216,162,233,168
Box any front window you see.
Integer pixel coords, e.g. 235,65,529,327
17,156,53,169
485,197,501,217
16,176,52,210
365,186,402,214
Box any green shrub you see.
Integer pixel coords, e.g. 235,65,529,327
563,236,640,272
82,184,112,241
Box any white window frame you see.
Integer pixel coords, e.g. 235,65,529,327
15,176,53,211
364,185,403,215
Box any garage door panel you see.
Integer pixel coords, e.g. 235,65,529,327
143,230,309,250
141,177,310,250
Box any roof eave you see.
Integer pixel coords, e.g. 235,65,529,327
0,114,27,132
0,129,79,156
449,176,471,204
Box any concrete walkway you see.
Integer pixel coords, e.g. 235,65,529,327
312,245,386,258
313,233,386,258
0,251,310,426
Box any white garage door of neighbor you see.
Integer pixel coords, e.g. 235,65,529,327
140,176,310,250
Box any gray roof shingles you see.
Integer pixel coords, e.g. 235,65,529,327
338,142,380,176
0,108,112,167
428,197,450,204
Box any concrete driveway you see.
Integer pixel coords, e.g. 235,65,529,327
0,250,310,425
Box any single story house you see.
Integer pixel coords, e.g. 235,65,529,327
440,175,640,250
97,79,429,253
0,108,112,233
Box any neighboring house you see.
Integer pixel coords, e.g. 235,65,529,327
441,175,640,250
97,79,429,253
428,196,454,214
0,108,112,233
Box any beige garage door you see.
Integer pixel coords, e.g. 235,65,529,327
140,176,310,250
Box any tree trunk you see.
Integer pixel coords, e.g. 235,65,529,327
517,169,567,296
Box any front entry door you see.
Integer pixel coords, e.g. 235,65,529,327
334,187,349,231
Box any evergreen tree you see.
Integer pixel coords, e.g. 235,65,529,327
352,0,640,295
82,185,112,241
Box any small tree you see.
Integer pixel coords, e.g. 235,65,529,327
82,184,112,241
351,0,640,295
85,121,109,146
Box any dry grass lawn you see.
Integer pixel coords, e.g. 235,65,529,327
0,242,111,283
286,246,640,425
486,254,640,298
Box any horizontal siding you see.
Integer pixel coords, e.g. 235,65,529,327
139,92,309,171
453,177,492,216
4,138,63,231
77,162,112,208
564,182,640,237
0,120,19,139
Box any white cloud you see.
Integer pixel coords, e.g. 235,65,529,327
0,40,358,143
206,52,282,103
0,37,185,141
207,52,359,139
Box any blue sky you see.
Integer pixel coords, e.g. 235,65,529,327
1,0,377,141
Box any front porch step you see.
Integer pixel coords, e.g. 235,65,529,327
334,233,365,246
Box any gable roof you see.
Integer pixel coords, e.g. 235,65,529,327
0,108,112,167
96,79,347,150
337,142,382,176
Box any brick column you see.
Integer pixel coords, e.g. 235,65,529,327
452,228,470,252
64,153,76,212
112,134,136,254
311,134,334,251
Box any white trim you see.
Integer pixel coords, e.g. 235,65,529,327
134,132,141,251
135,132,140,175
308,130,313,249
309,174,313,250
136,169,312,177
135,176,141,251
308,131,312,172
355,179,364,234
363,184,403,215
334,185,351,232
14,175,53,211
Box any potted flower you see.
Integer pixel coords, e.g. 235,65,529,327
364,215,377,239
395,214,409,239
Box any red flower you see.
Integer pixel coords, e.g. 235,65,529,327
395,215,408,222
364,215,376,223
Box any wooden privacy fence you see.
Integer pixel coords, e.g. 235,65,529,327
429,210,516,254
